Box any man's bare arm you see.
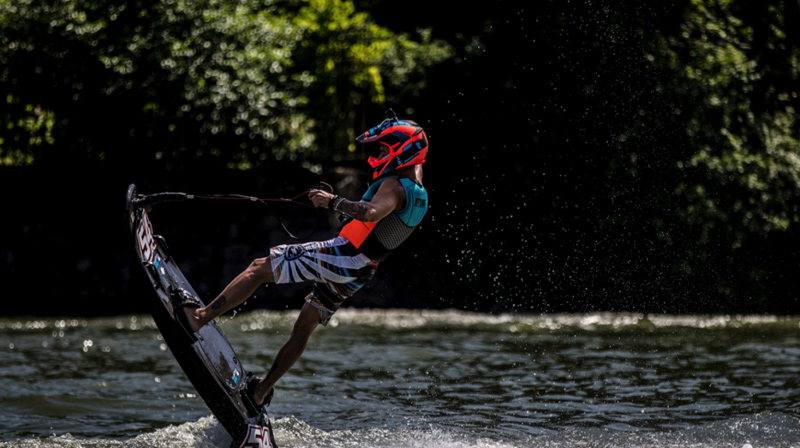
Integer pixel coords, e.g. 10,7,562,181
334,200,373,221
308,177,404,223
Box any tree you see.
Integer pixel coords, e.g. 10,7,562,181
0,0,451,169
624,0,800,308
652,0,800,246
282,0,451,160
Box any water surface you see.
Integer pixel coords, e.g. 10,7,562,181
1,310,799,447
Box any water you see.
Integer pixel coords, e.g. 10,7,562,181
1,310,799,448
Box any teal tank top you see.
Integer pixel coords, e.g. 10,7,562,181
339,176,428,261
361,176,428,227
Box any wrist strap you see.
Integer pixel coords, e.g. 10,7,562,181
331,195,345,211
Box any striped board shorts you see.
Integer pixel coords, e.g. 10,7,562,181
269,236,377,325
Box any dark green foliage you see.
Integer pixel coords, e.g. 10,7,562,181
0,0,450,168
2,0,799,314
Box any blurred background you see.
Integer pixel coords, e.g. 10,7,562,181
2,0,799,316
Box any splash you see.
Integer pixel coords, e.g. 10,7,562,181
3,413,799,448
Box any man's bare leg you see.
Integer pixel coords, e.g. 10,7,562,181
180,256,320,405
182,257,274,333
251,302,320,405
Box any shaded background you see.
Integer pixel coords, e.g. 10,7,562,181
2,0,800,316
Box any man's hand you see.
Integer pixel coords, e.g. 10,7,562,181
308,189,335,208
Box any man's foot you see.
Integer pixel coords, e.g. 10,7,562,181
173,288,205,335
245,374,274,408
179,302,204,333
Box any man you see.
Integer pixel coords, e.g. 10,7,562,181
177,110,429,407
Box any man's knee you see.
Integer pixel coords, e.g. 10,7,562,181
248,257,274,283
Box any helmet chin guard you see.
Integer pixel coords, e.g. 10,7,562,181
357,109,428,180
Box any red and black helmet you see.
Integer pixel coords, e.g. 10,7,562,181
357,109,428,180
